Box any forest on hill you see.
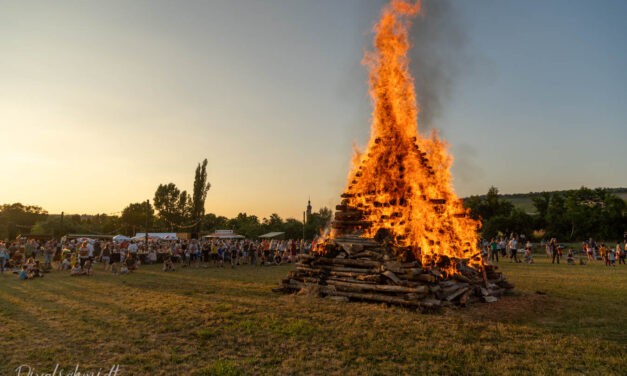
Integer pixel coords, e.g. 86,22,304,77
463,187,626,241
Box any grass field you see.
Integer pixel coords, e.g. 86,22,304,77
1,258,625,375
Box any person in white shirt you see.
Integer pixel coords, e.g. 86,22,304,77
128,242,138,255
508,238,519,263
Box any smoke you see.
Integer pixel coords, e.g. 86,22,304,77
451,143,485,185
408,0,468,129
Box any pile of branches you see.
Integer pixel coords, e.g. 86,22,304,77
275,236,513,311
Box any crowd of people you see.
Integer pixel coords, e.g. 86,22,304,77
0,237,313,279
2,233,626,280
482,234,627,267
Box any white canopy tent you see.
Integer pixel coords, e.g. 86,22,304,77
113,235,132,242
133,232,178,241
259,232,285,239
203,230,245,239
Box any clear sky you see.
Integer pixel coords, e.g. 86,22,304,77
1,0,626,219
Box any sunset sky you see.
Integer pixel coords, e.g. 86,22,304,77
1,0,626,219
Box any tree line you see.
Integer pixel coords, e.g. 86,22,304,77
463,186,626,241
0,158,332,240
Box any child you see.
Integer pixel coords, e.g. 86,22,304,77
70,264,84,276
163,257,175,272
30,260,44,278
60,256,71,271
18,266,29,280
119,264,129,274
566,249,575,265
608,248,616,268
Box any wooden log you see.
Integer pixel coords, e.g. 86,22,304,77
446,287,471,302
313,257,381,268
404,268,424,276
352,251,383,259
355,274,382,282
335,212,364,221
297,265,376,273
416,274,436,283
382,270,402,285
430,268,443,278
421,298,442,308
302,277,320,284
383,261,403,273
325,280,428,294
455,274,472,283
332,236,378,246
295,266,375,278
459,289,473,306
327,276,376,285
319,288,423,307
440,280,458,288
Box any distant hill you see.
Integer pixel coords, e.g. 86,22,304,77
466,187,627,214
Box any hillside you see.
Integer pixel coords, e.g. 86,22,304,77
468,187,627,214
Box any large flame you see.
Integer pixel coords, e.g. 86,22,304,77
333,0,481,272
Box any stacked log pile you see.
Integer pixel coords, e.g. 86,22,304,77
275,236,513,311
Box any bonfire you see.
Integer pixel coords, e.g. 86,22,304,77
276,0,513,309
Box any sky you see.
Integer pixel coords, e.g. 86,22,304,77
1,0,626,219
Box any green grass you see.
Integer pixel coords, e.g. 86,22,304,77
0,260,625,375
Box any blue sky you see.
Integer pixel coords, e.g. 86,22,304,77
1,0,625,218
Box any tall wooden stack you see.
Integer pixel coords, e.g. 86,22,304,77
275,237,513,311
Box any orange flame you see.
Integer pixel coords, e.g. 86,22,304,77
333,0,481,273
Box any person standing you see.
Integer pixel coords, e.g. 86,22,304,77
550,238,560,264
0,242,8,274
101,242,111,271
508,238,519,263
607,246,616,268
599,244,608,266
489,239,498,262
616,242,625,265
43,242,53,269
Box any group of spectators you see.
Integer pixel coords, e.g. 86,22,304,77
481,234,627,267
484,234,534,264
579,239,626,267
0,237,311,279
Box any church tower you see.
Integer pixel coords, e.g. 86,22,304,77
306,197,312,222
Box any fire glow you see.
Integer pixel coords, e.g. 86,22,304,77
323,0,481,273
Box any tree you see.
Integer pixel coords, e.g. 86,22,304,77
202,213,228,233
153,183,191,230
463,187,513,223
263,213,284,232
121,201,154,235
305,207,333,240
0,203,48,239
191,159,211,238
283,218,305,239
531,192,551,229
546,193,568,238
227,213,263,238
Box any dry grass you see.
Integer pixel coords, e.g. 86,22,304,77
0,258,625,375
